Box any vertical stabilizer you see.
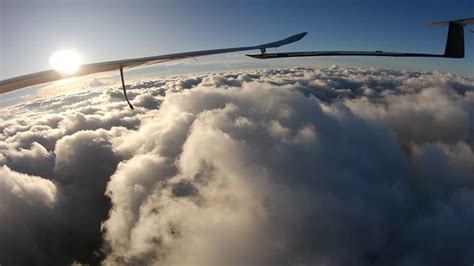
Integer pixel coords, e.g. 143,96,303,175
444,22,464,58
431,17,474,58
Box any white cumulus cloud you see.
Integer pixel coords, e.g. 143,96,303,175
0,66,473,265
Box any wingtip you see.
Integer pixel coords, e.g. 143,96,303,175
296,32,308,40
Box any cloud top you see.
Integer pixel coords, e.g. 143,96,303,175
0,66,473,265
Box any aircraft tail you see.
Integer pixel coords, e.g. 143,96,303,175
247,17,473,60
430,17,474,58
443,23,464,58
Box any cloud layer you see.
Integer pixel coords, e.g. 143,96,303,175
0,66,473,265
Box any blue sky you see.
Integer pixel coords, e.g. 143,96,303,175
1,0,473,80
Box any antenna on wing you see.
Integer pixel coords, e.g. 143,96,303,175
119,65,134,110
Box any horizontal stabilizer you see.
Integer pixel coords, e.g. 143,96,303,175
430,17,474,26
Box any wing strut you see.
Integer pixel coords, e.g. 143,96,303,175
119,65,134,110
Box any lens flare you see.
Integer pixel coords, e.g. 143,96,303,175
49,50,81,74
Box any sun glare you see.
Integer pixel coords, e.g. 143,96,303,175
49,50,81,74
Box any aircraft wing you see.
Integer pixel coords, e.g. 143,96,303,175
0,32,307,95
247,51,449,59
248,18,473,60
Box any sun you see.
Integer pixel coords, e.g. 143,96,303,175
49,49,81,74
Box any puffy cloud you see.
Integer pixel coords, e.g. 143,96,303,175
0,166,58,265
4,141,54,177
0,165,56,210
0,66,473,265
52,129,120,264
89,78,109,88
102,77,414,265
131,93,161,110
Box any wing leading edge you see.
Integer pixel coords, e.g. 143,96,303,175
0,32,307,96
247,18,473,60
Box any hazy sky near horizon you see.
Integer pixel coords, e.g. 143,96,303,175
1,0,473,79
